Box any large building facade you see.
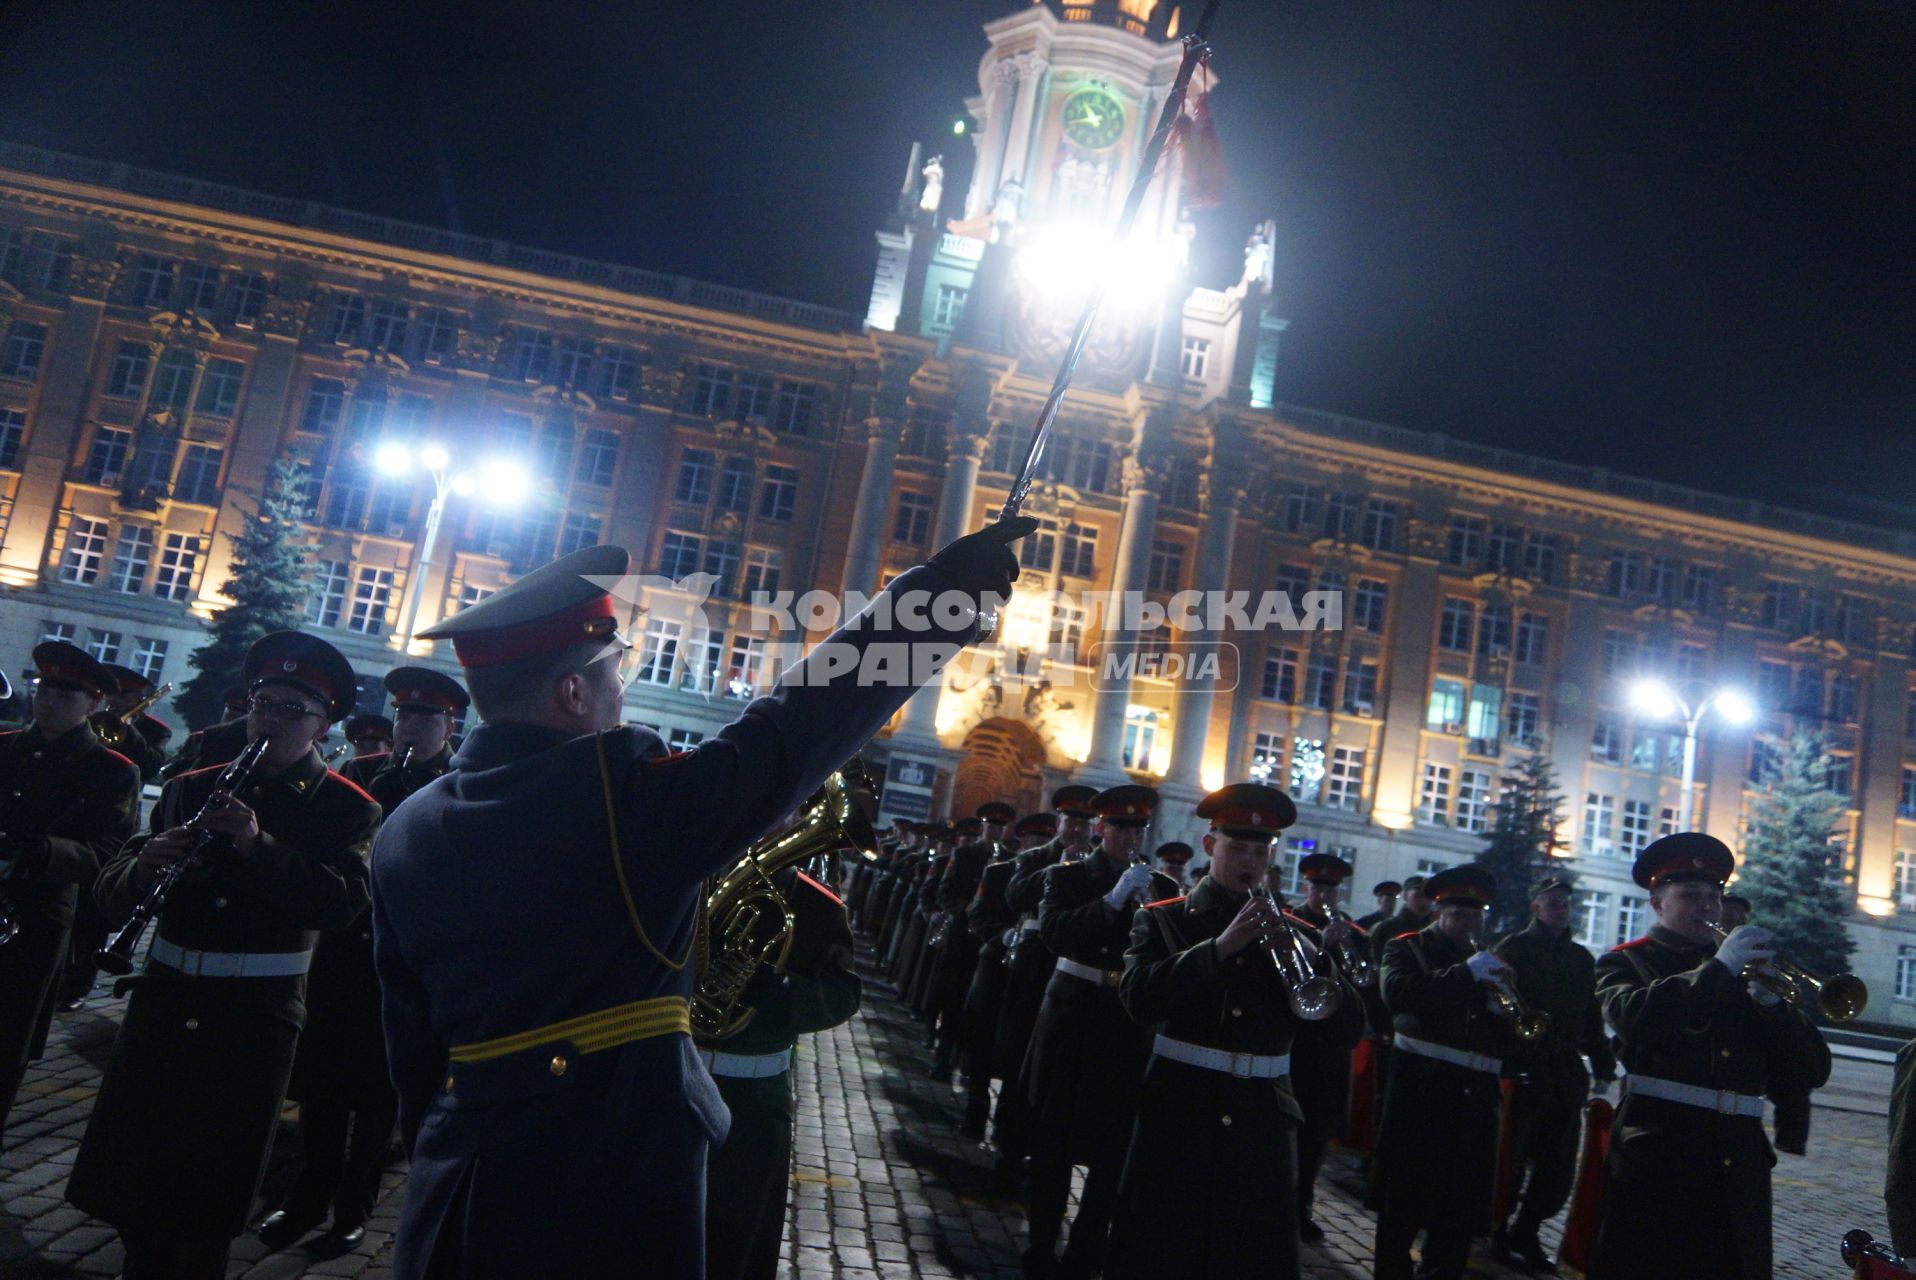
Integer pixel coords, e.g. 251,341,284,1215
6,1,1916,1022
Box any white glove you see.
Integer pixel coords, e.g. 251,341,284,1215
1002,927,1021,950
1105,863,1155,910
1748,979,1785,1008
1466,950,1509,982
1713,925,1774,976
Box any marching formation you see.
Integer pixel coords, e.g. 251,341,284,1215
0,510,1843,1280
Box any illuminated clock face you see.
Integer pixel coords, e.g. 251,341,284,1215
1060,88,1125,151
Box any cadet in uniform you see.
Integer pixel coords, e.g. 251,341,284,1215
0,644,141,1139
371,521,1032,1280
992,785,1096,1160
259,666,470,1251
703,867,861,1280
1373,865,1523,1280
1368,874,1431,965
960,810,1053,1140
68,632,378,1279
1022,784,1174,1278
1286,850,1365,1244
159,686,251,781
1152,840,1193,889
95,664,174,781
928,803,1012,1079
1106,785,1364,1278
1590,833,1831,1280
1490,876,1616,1272
1357,880,1401,931
342,713,394,760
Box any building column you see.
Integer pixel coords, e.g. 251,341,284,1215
1854,642,1907,910
998,51,1048,196
1164,480,1242,790
1368,517,1443,826
839,416,903,597
969,58,1021,220
896,427,989,741
1084,457,1161,781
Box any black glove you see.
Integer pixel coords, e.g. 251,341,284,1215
927,516,1039,603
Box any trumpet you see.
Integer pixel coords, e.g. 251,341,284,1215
93,682,172,750
1250,885,1341,1021
1709,923,1868,1022
1841,1229,1907,1270
1319,906,1375,989
1472,938,1549,1042
99,736,269,976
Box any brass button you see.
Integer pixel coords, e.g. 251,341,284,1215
184,1017,199,1030
549,1054,569,1077
214,897,228,909
1221,1115,1233,1126
1719,1048,1730,1058
444,1076,456,1092
1231,1007,1243,1018
1722,1156,1732,1167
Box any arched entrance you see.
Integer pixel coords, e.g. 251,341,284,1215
953,718,1049,819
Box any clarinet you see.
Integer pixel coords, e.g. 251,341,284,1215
98,735,270,976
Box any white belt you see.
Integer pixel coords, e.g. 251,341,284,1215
1055,956,1121,988
1019,918,1042,935
1153,1034,1290,1080
699,1047,794,1079
1624,1073,1765,1117
149,936,313,978
1394,1032,1501,1076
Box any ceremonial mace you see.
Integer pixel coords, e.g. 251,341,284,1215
996,0,1225,521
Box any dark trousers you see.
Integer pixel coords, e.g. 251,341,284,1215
1505,1079,1581,1233
57,894,108,1004
121,1229,229,1280
1375,1171,1479,1280
706,1072,794,1280
1027,1136,1123,1267
285,1094,399,1228
1297,1124,1330,1223
0,911,68,1141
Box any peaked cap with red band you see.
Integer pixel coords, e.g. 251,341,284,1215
1014,813,1059,838
31,641,116,698
1195,782,1297,840
954,817,984,837
419,544,630,669
1093,784,1159,828
1298,852,1354,884
344,714,394,745
1426,864,1497,908
244,631,358,723
977,801,1017,825
102,663,156,696
1632,832,1735,890
1154,841,1194,866
1051,784,1098,817
384,665,471,714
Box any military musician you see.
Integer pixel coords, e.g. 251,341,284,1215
158,684,251,781
1286,850,1365,1244
1151,840,1193,889
1589,833,1831,1280
1106,784,1363,1278
0,643,141,1141
927,802,1012,1081
960,810,1051,1141
370,521,1031,1279
1357,880,1401,931
67,632,379,1279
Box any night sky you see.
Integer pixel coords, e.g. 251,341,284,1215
2,1,1912,520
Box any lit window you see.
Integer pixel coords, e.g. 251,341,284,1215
1,323,46,380
347,566,394,634
60,516,109,584
153,533,200,602
892,492,933,545
1418,763,1452,825
129,636,168,681
1325,746,1366,810
84,628,122,663
307,559,349,627
637,619,682,685
1178,335,1210,379
108,526,153,593
758,465,798,521
1456,769,1493,834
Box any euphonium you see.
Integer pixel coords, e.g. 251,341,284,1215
692,772,879,1041
1250,885,1341,1021
1708,922,1868,1022
1472,937,1549,1042
93,682,172,749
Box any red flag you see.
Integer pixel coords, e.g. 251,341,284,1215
1558,1098,1615,1275
1171,61,1226,210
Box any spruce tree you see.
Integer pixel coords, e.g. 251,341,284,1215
1474,750,1569,937
176,456,316,729
1733,731,1856,980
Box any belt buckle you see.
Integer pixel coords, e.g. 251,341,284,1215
1229,1051,1255,1078
1101,968,1121,988
1714,1088,1739,1115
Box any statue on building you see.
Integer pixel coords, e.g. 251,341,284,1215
991,176,1024,240
918,155,945,216
1240,219,1275,293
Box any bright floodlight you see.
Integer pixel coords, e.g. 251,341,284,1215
1712,689,1755,725
372,441,413,477
448,473,477,497
476,458,530,508
418,443,451,472
1629,678,1680,721
1015,223,1177,311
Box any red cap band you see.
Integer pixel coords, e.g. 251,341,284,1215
448,595,619,669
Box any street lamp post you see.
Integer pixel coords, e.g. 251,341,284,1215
1628,679,1755,831
376,443,529,652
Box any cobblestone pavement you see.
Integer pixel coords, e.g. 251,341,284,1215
0,951,1896,1278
